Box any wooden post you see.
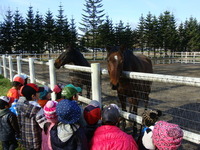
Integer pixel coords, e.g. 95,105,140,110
17,56,22,74
0,58,2,75
91,63,101,107
49,59,56,101
2,55,7,78
29,58,35,83
8,55,13,81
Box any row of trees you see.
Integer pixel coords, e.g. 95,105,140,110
0,0,200,54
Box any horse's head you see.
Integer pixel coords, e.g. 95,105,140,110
54,47,75,69
106,46,126,90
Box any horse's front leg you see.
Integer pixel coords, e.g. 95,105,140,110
128,97,138,137
118,93,127,130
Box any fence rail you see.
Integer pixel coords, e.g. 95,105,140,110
0,55,199,145
1,51,200,63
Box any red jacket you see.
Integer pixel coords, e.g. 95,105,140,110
90,125,138,150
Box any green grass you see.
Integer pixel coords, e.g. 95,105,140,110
0,74,12,96
0,75,25,150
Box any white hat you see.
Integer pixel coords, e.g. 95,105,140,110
0,96,10,103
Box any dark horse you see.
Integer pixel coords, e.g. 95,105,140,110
54,46,91,98
107,46,153,133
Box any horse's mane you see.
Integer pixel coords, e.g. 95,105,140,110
123,50,142,72
72,50,90,67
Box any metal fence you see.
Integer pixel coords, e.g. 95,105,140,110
0,55,200,145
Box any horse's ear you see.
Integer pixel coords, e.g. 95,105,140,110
106,46,112,54
119,45,127,54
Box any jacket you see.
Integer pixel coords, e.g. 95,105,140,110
16,97,46,149
50,123,88,150
7,88,20,105
90,125,138,150
0,108,19,141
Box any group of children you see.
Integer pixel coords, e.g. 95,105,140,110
0,73,184,150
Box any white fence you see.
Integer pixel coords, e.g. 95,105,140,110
0,55,200,145
2,51,200,63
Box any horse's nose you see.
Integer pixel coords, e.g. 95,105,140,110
111,83,119,90
54,63,60,69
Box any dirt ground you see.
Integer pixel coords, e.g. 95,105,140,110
18,61,200,150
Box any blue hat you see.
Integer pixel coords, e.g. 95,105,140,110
39,85,52,99
56,99,81,124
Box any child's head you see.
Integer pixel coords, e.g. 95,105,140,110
39,85,52,100
0,96,10,109
102,104,120,125
152,121,183,150
13,74,25,88
84,100,101,125
56,99,81,124
44,100,58,122
142,109,162,127
20,83,44,100
53,83,64,99
61,84,82,100
21,73,28,85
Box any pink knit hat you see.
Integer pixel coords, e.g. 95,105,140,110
44,101,58,119
152,121,183,150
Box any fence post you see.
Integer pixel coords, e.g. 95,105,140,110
91,63,102,107
8,55,14,81
17,56,22,74
29,58,35,83
49,59,56,101
0,58,2,75
2,55,7,78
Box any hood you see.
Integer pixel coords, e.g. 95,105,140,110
57,123,79,142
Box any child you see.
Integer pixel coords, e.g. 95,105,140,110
143,120,183,150
61,84,82,100
16,83,46,150
61,84,86,127
7,74,25,105
38,85,53,107
53,83,64,102
0,96,19,150
83,100,101,143
138,109,162,150
50,99,88,150
90,104,138,150
42,100,58,150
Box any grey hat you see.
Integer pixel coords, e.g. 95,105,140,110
102,104,120,125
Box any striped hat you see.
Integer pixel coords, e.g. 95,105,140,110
44,101,58,119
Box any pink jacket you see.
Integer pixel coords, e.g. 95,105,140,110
90,125,138,150
42,122,56,150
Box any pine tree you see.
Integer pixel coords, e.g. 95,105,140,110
44,9,55,53
158,11,178,55
1,9,13,53
80,0,105,50
23,6,35,53
136,14,145,53
97,16,115,47
34,11,44,53
69,17,78,47
55,4,67,51
184,17,200,51
13,9,25,53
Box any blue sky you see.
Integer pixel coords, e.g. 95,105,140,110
0,0,200,29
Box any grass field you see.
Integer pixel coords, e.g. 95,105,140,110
0,75,25,150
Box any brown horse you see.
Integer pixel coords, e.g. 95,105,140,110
107,46,153,133
54,46,91,98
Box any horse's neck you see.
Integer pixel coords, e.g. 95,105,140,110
123,51,142,71
73,51,90,67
